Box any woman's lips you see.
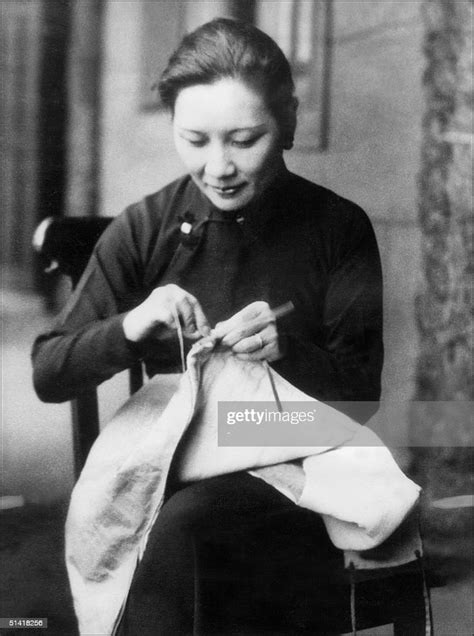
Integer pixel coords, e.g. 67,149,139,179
207,183,246,196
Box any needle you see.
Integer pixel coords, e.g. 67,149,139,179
271,301,295,320
210,301,295,341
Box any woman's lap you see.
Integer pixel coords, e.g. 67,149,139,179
119,471,344,635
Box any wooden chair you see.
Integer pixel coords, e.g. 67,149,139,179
33,215,143,476
33,216,434,635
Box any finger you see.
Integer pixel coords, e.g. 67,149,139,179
188,296,211,336
234,348,268,362
185,330,204,341
235,343,281,363
179,296,211,338
234,323,278,353
232,323,277,353
226,317,276,349
234,325,280,359
177,296,199,336
220,313,275,347
232,332,264,354
231,300,268,323
213,301,270,339
220,321,262,347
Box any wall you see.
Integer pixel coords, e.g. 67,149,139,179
1,0,42,288
1,1,73,505
411,0,473,501
287,2,424,447
100,0,230,217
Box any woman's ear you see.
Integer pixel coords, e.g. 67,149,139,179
282,97,298,150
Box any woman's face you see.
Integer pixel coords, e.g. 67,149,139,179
173,78,283,211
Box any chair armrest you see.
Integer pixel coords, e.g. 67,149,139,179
33,216,113,286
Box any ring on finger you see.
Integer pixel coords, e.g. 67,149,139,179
255,334,264,350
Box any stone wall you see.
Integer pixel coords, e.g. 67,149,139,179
410,0,473,504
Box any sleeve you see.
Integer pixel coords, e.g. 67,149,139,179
273,207,384,424
31,207,149,403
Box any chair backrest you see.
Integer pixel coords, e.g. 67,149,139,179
33,216,143,476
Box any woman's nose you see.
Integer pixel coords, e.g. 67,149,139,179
204,145,236,179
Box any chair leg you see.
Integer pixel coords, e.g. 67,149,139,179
392,579,433,636
393,552,433,636
393,613,431,636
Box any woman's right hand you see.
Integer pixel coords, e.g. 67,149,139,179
122,284,210,343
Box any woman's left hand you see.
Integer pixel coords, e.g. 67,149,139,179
212,301,285,362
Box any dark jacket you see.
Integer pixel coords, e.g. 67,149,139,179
32,168,384,422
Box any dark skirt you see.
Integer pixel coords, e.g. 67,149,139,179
118,471,345,636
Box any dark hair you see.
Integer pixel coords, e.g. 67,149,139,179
157,18,298,150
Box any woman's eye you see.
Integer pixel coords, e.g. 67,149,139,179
186,138,207,147
232,137,259,148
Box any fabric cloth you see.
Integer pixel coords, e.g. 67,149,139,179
65,344,420,635
32,167,383,424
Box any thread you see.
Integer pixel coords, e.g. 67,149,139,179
171,304,186,373
349,561,357,636
415,549,433,636
263,360,283,412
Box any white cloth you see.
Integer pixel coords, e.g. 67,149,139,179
299,427,421,550
65,343,420,635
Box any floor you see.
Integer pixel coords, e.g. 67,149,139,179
0,503,472,636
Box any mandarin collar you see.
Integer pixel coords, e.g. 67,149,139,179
181,164,293,242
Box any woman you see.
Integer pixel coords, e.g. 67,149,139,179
33,18,383,634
